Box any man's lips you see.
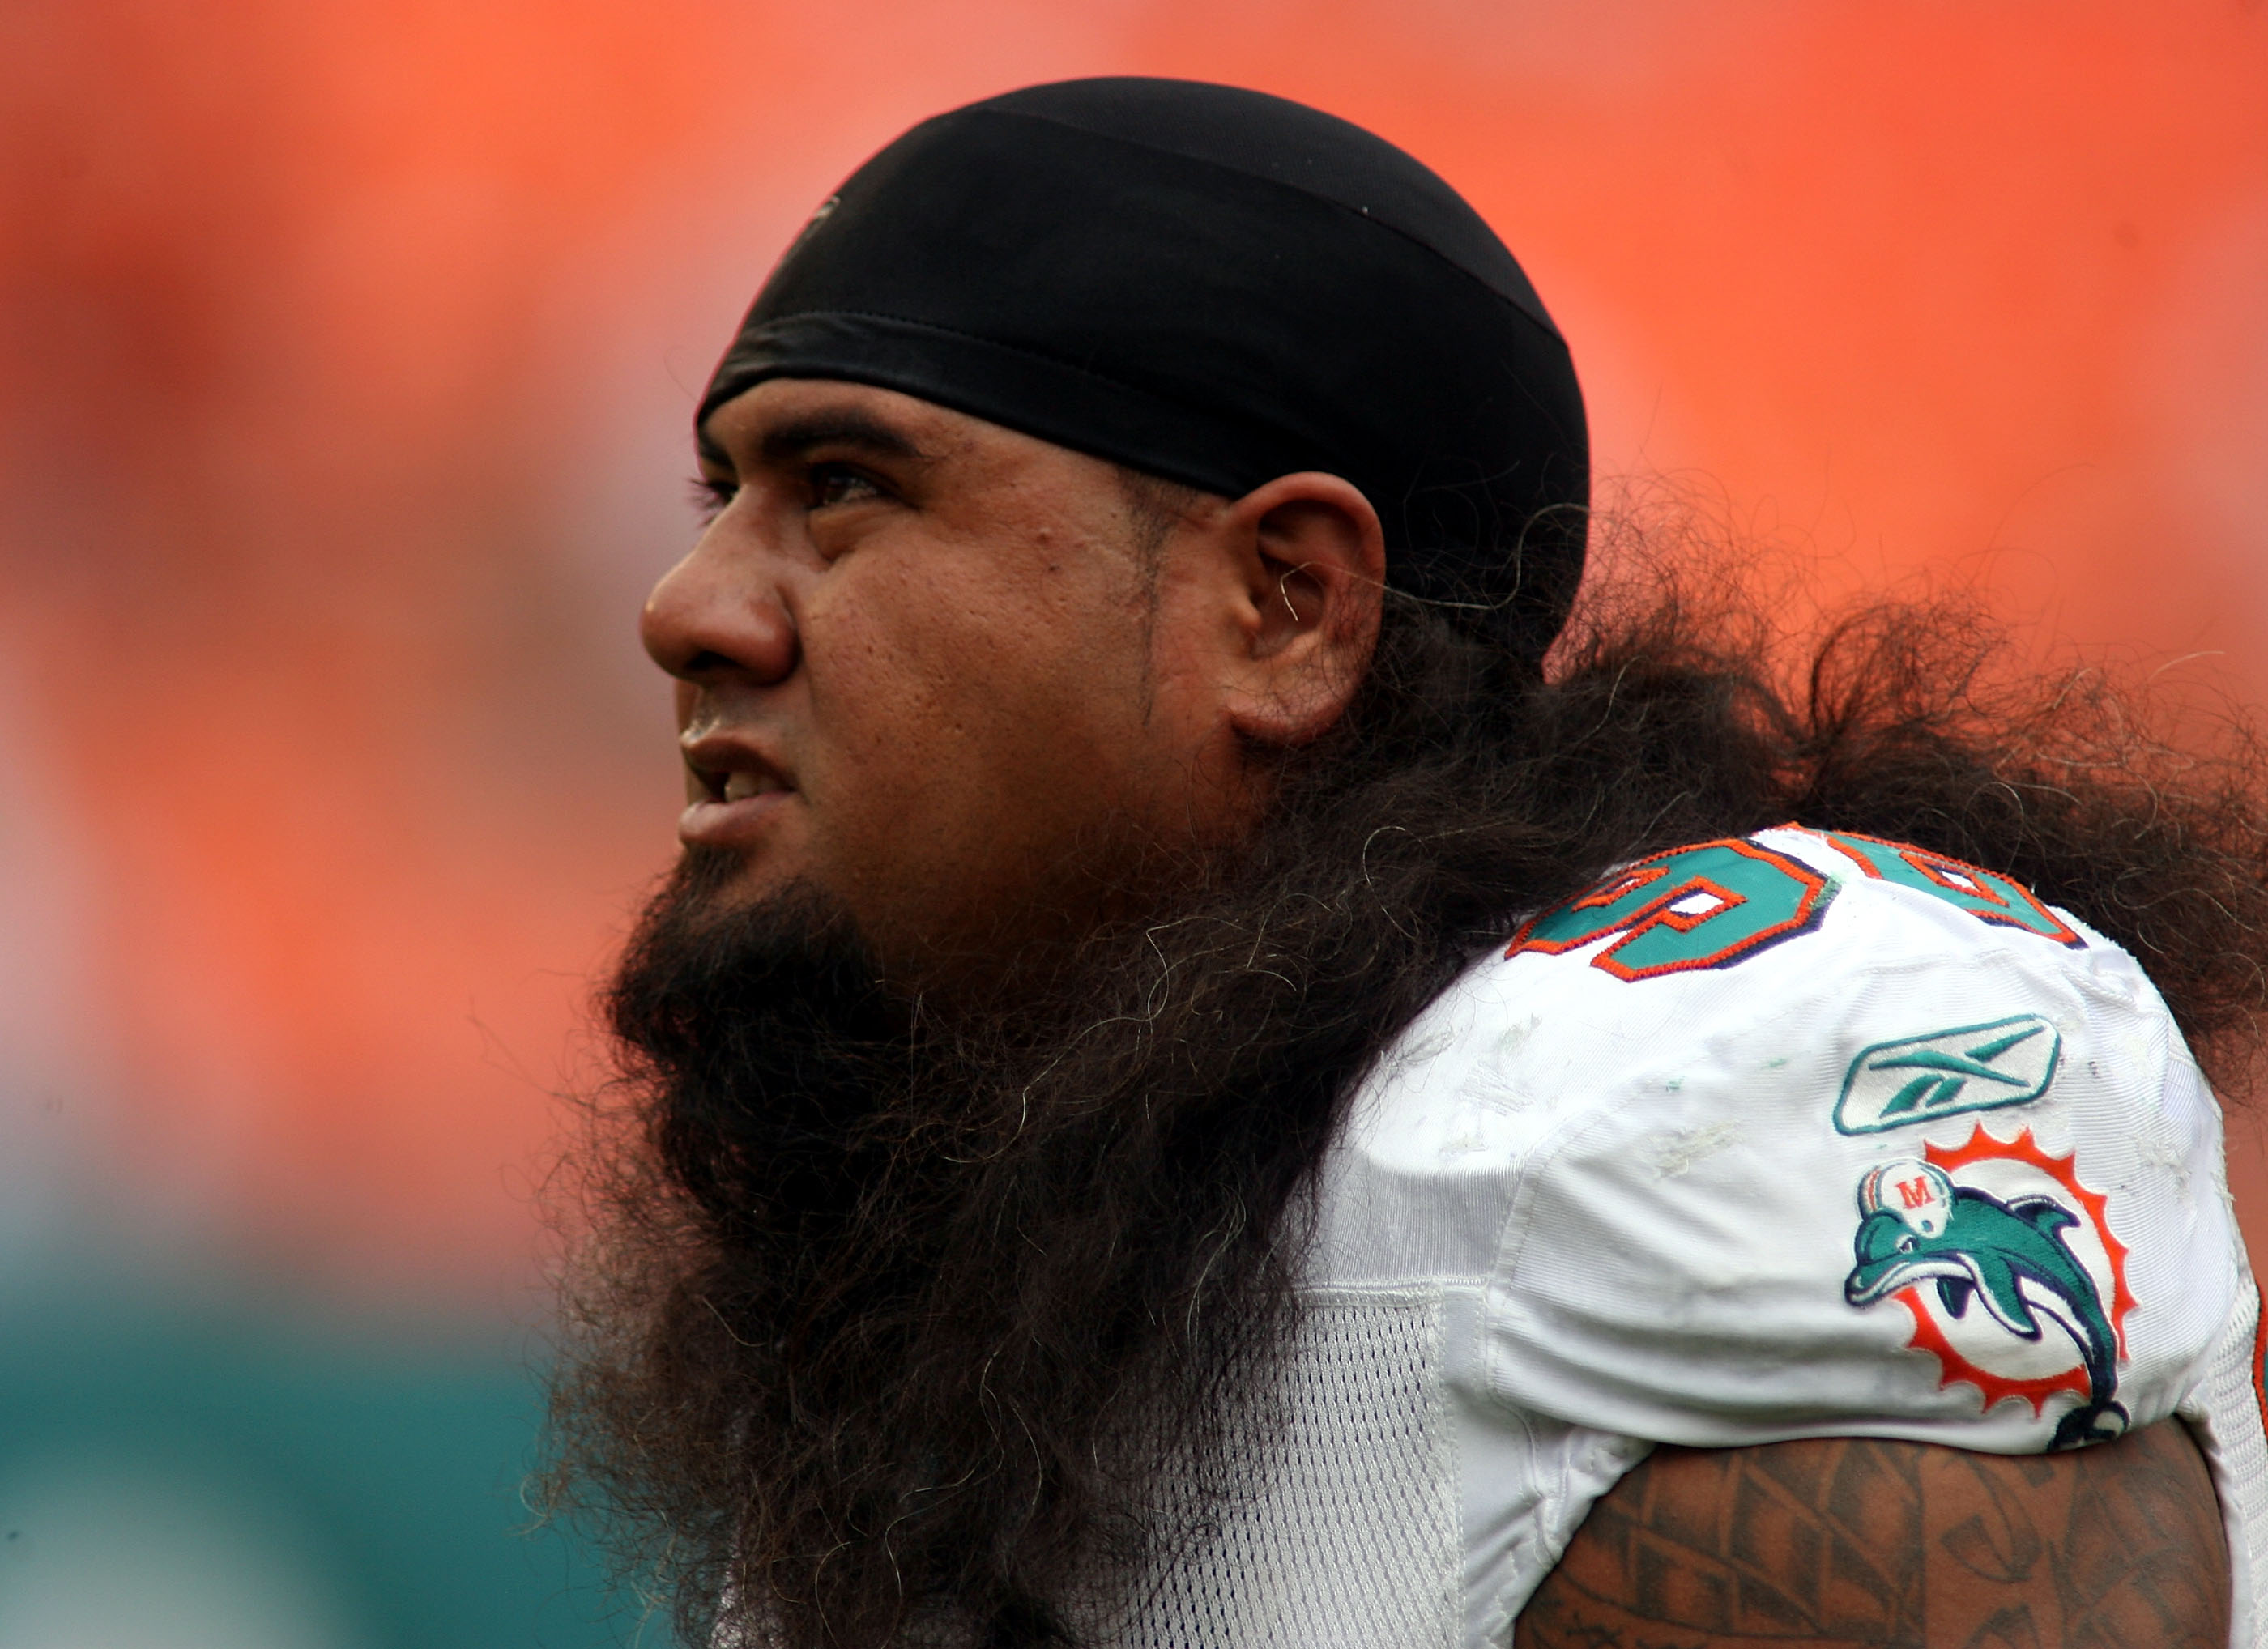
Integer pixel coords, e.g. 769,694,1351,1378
677,737,796,846
709,768,790,803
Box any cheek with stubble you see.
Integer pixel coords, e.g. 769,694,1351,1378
789,607,1016,949
804,617,1159,958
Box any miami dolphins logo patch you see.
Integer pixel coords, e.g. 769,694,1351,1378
1844,1127,2135,1449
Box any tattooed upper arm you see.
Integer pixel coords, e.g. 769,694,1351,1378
1515,1420,2228,1649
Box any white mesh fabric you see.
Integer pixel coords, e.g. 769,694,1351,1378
1092,1289,1462,1649
2181,1264,2268,1647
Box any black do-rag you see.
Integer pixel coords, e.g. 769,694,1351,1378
701,77,1589,663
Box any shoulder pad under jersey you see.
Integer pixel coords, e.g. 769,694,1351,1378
1316,824,2240,1455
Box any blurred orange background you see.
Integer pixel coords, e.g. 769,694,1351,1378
5,0,2266,1315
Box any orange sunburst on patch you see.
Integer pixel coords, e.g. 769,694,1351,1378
1887,1127,2136,1417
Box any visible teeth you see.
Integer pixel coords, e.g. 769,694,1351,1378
722,770,782,802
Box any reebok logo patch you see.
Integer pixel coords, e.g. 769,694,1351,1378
1833,1015,2061,1136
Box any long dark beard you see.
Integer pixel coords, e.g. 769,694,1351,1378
603,856,914,1295
549,584,2268,1649
572,844,1384,1647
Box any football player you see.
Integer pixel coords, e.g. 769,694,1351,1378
551,79,2263,1648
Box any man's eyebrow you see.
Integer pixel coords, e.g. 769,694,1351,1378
695,410,933,471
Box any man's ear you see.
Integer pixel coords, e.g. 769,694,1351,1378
1217,471,1386,748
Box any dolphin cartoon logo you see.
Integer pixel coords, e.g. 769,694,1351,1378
1846,1154,2128,1449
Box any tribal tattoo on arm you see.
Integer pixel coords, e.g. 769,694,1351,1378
1514,1420,2228,1649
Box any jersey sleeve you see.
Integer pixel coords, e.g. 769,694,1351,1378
1470,827,2242,1455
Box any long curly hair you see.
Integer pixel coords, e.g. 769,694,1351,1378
544,536,2268,1648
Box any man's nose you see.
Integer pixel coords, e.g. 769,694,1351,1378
639,524,799,685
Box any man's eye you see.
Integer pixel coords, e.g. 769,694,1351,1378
810,464,884,509
690,475,737,523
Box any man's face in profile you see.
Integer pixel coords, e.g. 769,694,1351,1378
557,80,1629,1649
644,378,1195,974
641,376,1380,980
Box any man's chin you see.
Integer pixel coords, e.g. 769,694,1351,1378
609,850,890,1071
662,837,1168,1002
668,842,813,923
663,846,980,1000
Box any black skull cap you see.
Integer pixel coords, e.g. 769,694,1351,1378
700,76,1588,661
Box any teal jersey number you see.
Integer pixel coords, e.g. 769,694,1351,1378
1814,829,2083,948
1506,838,1835,980
1507,829,2084,981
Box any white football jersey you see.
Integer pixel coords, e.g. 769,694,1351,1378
1096,824,2266,1648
